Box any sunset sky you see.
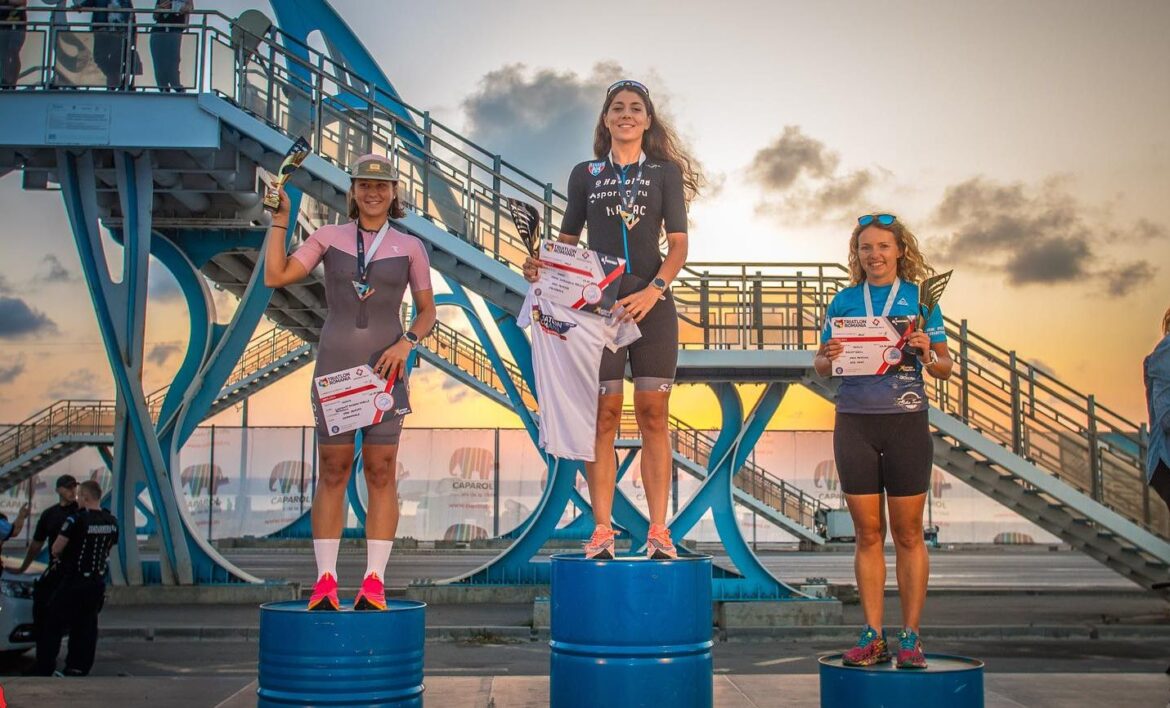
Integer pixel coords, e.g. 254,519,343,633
1,0,1167,435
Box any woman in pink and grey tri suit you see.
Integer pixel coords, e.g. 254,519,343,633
263,153,436,611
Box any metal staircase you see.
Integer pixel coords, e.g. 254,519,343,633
0,327,311,492
418,320,828,541
0,8,1163,588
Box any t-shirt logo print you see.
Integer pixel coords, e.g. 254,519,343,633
588,161,605,176
531,305,577,340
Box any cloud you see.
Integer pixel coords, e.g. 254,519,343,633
148,267,184,303
0,355,25,384
0,296,57,338
47,367,110,400
748,126,839,190
1101,261,1157,297
147,341,183,367
462,62,623,188
37,255,73,283
748,126,881,221
931,177,1161,296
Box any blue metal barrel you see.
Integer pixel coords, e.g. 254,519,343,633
550,553,713,708
819,653,984,708
258,600,426,707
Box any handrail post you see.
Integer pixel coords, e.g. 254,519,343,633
700,271,710,348
1009,350,1022,455
492,155,502,258
795,270,804,348
959,319,970,424
421,111,432,219
752,271,763,350
1087,395,1101,502
1140,423,1151,524
543,183,554,242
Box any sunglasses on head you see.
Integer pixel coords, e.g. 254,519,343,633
858,213,897,227
607,80,650,97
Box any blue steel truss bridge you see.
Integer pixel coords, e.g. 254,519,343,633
0,4,1164,599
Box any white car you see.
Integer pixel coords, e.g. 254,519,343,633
0,564,38,654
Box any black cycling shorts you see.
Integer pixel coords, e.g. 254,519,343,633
833,411,932,497
598,290,678,389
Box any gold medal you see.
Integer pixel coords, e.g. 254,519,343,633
618,209,640,230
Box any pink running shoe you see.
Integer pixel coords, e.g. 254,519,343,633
583,525,616,560
307,572,339,611
895,628,928,669
354,572,388,611
645,524,678,560
842,625,891,667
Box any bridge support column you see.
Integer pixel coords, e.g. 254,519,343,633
667,383,807,600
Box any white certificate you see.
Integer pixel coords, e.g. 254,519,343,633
313,364,410,436
532,240,626,317
829,316,915,377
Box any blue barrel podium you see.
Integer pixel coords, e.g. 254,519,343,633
258,600,426,707
819,653,984,708
549,553,714,708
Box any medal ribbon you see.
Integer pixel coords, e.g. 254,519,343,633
354,221,390,300
863,277,901,318
609,152,645,270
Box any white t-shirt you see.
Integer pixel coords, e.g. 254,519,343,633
517,289,640,461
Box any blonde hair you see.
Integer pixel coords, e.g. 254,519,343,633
1162,306,1170,336
848,216,935,285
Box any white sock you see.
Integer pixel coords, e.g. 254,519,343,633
365,540,393,579
313,539,341,580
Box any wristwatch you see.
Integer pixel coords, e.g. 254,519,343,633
650,277,667,291
403,331,420,348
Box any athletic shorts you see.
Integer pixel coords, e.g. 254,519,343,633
598,291,678,393
833,411,932,497
311,388,404,446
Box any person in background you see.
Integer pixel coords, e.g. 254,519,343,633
1145,307,1170,509
31,480,119,677
0,502,31,573
149,0,190,91
76,0,137,89
16,474,80,639
0,0,27,88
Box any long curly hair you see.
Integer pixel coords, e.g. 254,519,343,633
592,84,702,204
847,215,935,285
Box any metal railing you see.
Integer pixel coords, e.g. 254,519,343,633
422,317,827,532
0,327,307,468
618,411,825,531
3,8,1158,540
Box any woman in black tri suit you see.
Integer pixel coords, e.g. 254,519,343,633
524,79,702,559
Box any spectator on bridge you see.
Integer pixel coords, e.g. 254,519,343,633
815,213,953,670
16,474,79,639
263,154,437,612
0,0,26,88
1145,307,1170,508
149,0,190,92
0,503,31,573
31,480,118,677
76,0,138,89
522,79,701,560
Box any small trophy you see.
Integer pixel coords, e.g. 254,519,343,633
262,136,311,212
912,269,953,355
505,197,541,258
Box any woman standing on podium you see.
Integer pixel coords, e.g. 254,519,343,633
263,154,436,611
523,79,701,559
815,214,953,669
